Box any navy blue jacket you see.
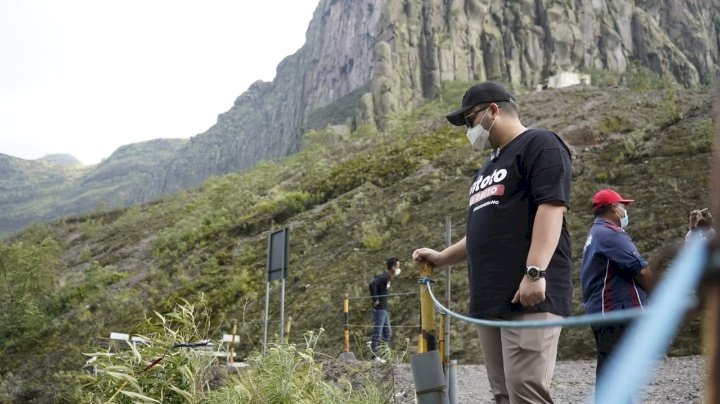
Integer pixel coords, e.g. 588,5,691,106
580,218,648,314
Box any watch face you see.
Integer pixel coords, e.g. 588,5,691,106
527,267,539,278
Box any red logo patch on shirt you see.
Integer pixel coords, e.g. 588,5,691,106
469,184,505,206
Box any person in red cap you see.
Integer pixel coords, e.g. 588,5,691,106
412,81,573,404
580,188,655,384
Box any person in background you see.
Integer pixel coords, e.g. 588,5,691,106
368,257,401,362
685,208,715,245
413,81,573,404
580,188,655,382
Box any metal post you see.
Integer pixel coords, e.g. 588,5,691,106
445,216,456,404
418,259,437,352
263,283,270,353
448,359,458,404
280,277,286,343
344,293,350,353
279,228,287,343
444,215,452,365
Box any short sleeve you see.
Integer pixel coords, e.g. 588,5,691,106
524,133,572,208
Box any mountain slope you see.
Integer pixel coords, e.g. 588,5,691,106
0,154,85,236
0,81,713,401
0,138,186,238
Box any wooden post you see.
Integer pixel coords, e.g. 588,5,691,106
417,312,425,353
343,293,350,353
228,319,237,364
284,316,292,344
418,259,437,353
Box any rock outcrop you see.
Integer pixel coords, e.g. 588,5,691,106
143,0,720,200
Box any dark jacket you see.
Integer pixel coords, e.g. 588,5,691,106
369,272,391,310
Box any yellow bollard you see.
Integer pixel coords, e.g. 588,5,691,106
439,312,446,363
285,316,292,344
418,259,437,353
417,313,426,353
344,293,350,353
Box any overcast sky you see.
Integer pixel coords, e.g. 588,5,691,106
0,0,320,165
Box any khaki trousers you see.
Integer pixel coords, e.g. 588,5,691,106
474,312,562,404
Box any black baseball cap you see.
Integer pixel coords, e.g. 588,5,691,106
445,82,516,126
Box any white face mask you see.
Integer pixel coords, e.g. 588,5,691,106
465,109,494,152
393,267,401,276
617,206,629,228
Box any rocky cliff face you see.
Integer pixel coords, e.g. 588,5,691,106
146,0,387,196
10,0,716,237
144,0,720,198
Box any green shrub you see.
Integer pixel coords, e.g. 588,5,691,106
81,296,218,402
584,67,621,88
618,130,651,162
358,217,389,250
625,61,674,91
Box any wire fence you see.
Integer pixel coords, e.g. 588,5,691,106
346,291,420,300
346,324,419,329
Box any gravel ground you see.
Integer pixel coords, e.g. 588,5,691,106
391,355,705,403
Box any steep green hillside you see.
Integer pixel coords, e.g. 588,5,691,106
0,80,714,401
0,154,86,237
0,139,186,238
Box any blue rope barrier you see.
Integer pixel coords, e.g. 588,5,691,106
594,236,709,403
424,279,657,328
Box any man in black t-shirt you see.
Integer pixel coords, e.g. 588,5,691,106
368,257,401,361
412,82,572,404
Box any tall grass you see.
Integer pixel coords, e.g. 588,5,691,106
213,329,389,403
81,297,392,403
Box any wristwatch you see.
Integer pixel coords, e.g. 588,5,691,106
524,266,546,281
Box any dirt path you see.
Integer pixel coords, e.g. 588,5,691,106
392,355,705,403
